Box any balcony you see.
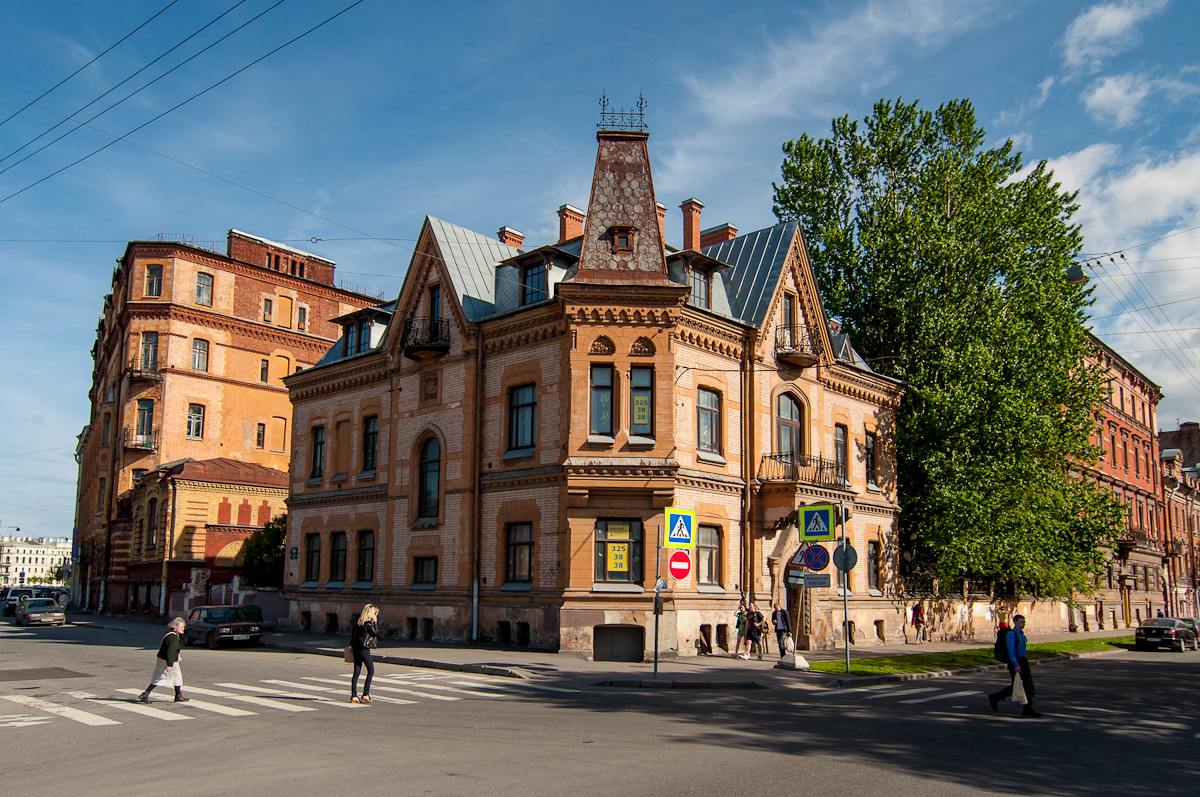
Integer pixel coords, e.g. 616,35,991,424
775,324,819,368
123,427,159,452
127,356,162,381
402,317,450,361
758,453,847,489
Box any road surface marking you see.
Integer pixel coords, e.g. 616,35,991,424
865,687,940,700
366,677,517,698
183,686,316,712
87,699,193,721
811,684,904,696
453,676,579,693
1,694,120,726
263,679,339,692
216,682,360,708
899,690,983,704
304,677,460,701
114,688,256,716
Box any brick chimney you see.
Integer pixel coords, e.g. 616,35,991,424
680,198,704,251
656,202,667,241
557,204,584,243
700,223,738,249
497,226,524,249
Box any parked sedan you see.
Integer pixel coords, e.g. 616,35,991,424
4,588,33,616
1135,618,1199,652
183,605,263,649
14,598,66,627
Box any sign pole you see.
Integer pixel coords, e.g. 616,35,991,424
840,498,850,674
654,525,662,678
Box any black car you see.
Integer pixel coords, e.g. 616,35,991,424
1135,618,1199,652
184,605,263,649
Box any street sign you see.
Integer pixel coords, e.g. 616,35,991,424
290,546,298,560
833,543,858,572
787,542,811,568
800,505,836,541
664,508,695,548
803,573,831,588
786,570,805,586
654,578,668,592
607,541,629,571
802,544,830,571
668,550,691,581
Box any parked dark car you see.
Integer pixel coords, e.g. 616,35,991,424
184,605,263,649
4,588,34,616
14,598,66,626
1135,618,1198,652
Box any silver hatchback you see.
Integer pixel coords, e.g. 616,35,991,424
15,598,66,626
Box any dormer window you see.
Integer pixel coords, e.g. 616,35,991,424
357,320,370,353
344,322,358,356
689,266,711,308
521,261,547,306
609,225,635,253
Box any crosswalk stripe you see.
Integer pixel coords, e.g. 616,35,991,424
87,699,193,721
216,682,360,709
114,689,256,716
0,719,52,727
445,680,537,695
183,686,317,712
451,677,579,694
304,677,460,701
865,687,940,700
360,694,418,705
899,690,983,704
1,694,121,726
367,677,517,698
811,684,903,697
263,679,338,693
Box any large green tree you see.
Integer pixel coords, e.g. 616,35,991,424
241,514,287,588
773,98,1122,597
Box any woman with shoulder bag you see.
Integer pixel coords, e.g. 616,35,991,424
137,617,189,704
350,604,379,704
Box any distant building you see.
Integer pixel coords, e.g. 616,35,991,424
73,231,380,613
1160,448,1198,618
1160,422,1200,469
0,537,71,587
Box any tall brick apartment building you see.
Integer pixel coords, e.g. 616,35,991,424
283,119,903,658
73,231,379,612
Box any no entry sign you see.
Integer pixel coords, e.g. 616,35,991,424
668,549,691,581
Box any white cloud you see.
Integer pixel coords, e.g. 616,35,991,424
1059,0,1168,74
995,75,1055,127
1082,73,1154,127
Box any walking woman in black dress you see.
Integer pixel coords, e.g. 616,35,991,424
350,604,379,703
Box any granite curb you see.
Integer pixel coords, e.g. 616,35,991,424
594,679,766,689
821,648,1124,689
260,640,525,679
69,621,130,633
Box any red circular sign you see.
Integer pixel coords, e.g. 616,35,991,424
668,550,691,580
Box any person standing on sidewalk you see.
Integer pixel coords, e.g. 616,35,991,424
733,603,747,658
137,617,189,704
988,614,1041,718
349,604,379,704
740,603,765,660
771,603,790,658
911,602,926,644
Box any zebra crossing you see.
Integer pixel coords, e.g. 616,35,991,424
0,667,575,731
805,682,985,708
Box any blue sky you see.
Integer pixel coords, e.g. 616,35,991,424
2,0,1198,538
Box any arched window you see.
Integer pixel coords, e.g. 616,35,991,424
418,438,441,520
777,394,803,461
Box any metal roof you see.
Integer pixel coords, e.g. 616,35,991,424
703,220,797,326
426,216,512,322
312,300,397,368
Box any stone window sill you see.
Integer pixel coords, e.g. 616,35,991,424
325,581,345,590
409,583,436,591
502,447,535,462
500,582,533,592
586,434,615,446
297,581,318,589
697,451,727,465
592,582,644,593
352,581,373,590
357,470,377,481
330,473,348,485
305,477,323,488
410,517,439,529
697,584,726,594
627,435,655,448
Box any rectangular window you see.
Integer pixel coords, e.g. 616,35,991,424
311,427,325,479
186,404,205,439
305,534,321,582
96,478,106,515
262,298,272,322
271,417,286,452
256,423,266,449
697,388,720,453
260,359,269,383
867,540,880,591
344,323,357,356
297,306,307,331
329,532,347,582
689,267,710,308
1135,443,1141,477
630,367,653,437
136,399,154,436
191,339,208,372
195,273,213,306
145,265,162,297
835,425,848,481
865,432,878,487
414,556,438,585
361,416,379,472
697,525,719,585
506,523,534,583
358,320,370,353
508,385,537,451
102,413,112,447
590,365,613,436
593,519,644,583
1122,436,1129,470
429,286,441,320
357,531,375,583
140,332,159,370
132,468,147,486
521,262,547,305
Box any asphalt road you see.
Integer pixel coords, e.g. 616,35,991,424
2,619,1198,796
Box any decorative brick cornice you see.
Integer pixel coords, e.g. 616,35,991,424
676,313,745,359
125,302,334,356
820,363,904,408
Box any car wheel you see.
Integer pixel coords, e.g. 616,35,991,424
206,632,220,650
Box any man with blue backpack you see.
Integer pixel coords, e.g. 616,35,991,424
987,614,1041,718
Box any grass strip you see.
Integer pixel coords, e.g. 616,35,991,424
808,636,1135,677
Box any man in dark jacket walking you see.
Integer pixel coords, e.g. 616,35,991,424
987,614,1040,718
771,603,790,658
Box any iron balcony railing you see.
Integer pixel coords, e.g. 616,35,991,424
336,279,386,300
123,427,159,451
775,324,819,366
127,355,162,380
154,233,222,253
402,317,450,354
757,453,847,488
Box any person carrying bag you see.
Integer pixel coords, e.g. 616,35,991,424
349,604,379,704
986,614,1041,718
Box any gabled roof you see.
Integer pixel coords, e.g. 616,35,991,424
153,457,288,489
427,216,513,322
703,220,797,327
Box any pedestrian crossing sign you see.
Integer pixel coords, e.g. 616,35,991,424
664,508,695,548
800,505,835,541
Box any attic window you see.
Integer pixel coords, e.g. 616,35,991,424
609,226,635,253
689,266,711,309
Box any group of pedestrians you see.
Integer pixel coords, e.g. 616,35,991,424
136,604,381,705
732,602,793,660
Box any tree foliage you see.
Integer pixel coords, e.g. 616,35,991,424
773,98,1123,597
241,514,287,588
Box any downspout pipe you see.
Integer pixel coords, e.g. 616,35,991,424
742,330,755,603
159,476,176,621
471,333,485,641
